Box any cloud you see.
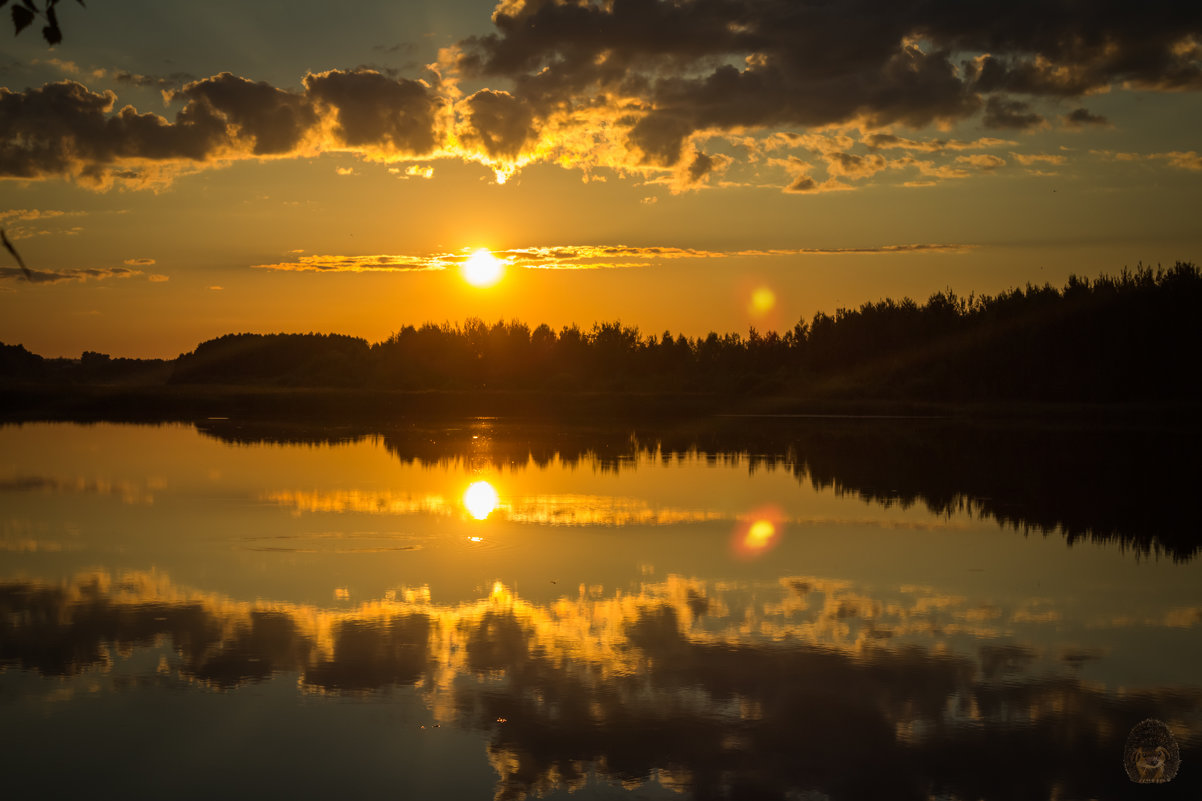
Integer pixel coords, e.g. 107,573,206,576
824,151,889,180
1062,107,1110,128
663,148,733,192
460,0,1202,168
0,81,224,187
1010,152,1067,167
1165,150,1202,170
861,134,1016,152
254,242,975,273
0,208,73,223
113,70,197,90
401,164,434,178
1091,148,1202,170
955,153,1006,171
0,265,142,284
0,69,442,188
172,72,319,156
982,97,1045,130
34,57,81,75
253,253,448,273
148,274,170,282
303,69,440,155
123,257,156,266
5,2,1200,191
459,89,537,160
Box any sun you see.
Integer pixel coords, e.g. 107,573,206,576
462,249,505,287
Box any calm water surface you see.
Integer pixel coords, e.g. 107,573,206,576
2,420,1199,800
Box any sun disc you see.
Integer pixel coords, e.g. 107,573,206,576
751,286,776,315
463,249,504,287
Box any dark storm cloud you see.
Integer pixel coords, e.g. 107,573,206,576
303,69,440,153
461,89,537,159
460,0,1202,165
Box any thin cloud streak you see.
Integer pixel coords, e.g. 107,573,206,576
0,265,143,284
254,243,976,273
1090,149,1202,170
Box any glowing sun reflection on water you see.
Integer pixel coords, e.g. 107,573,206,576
464,480,500,520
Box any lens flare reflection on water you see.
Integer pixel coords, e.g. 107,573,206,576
733,505,783,558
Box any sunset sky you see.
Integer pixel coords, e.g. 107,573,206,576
2,0,1200,358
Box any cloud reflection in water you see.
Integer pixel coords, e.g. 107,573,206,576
2,570,1199,800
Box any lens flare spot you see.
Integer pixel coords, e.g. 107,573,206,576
462,249,504,287
750,286,776,315
746,520,776,548
463,480,499,520
733,505,784,559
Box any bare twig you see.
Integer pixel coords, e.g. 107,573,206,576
1,229,34,280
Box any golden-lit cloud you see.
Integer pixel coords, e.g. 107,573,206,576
4,0,1199,193
1010,152,1069,167
1090,149,1202,170
252,253,449,273
253,242,975,274
0,209,88,244
1166,150,1202,170
861,134,1017,152
0,208,74,223
956,153,1007,171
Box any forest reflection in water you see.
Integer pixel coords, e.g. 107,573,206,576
1,418,1200,800
200,415,1200,561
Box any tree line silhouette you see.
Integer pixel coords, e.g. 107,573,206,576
3,262,1200,403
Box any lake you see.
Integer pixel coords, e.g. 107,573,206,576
2,418,1199,800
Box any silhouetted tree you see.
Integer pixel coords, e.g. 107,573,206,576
4,0,81,46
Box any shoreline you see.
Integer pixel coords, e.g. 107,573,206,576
1,382,1198,430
